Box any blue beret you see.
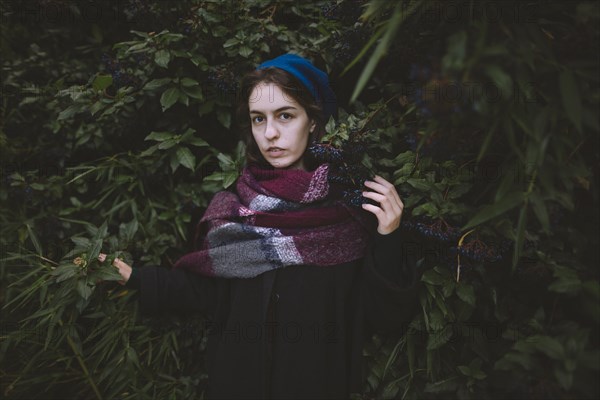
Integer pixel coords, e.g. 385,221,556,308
257,53,337,122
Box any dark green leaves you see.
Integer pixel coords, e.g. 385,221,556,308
348,0,424,102
463,192,525,230
559,70,582,132
442,30,467,72
160,87,179,111
92,74,113,91
175,147,196,171
154,50,171,68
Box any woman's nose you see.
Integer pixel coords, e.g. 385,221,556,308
264,119,279,140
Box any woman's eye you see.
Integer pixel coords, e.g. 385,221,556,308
252,116,263,124
280,113,292,120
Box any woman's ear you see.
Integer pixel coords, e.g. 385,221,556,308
310,120,316,133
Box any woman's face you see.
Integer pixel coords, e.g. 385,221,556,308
249,82,315,170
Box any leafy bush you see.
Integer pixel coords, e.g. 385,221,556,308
1,0,598,399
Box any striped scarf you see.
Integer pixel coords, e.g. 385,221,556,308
173,163,372,278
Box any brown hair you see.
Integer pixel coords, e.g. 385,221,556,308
235,67,327,170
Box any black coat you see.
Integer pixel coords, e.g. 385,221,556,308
126,228,421,399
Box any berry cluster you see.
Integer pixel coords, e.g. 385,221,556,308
101,53,140,89
207,65,239,93
401,218,462,242
306,143,343,163
178,5,204,34
332,26,371,64
452,236,509,263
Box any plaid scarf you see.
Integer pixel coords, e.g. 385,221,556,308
173,163,372,278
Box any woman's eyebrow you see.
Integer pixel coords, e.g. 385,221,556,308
249,106,298,114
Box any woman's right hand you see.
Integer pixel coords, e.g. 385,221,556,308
98,253,132,285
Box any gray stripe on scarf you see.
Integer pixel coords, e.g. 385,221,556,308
250,194,301,212
206,222,303,278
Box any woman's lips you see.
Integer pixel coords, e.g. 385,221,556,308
267,147,285,157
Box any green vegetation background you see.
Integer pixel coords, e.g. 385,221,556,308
1,1,598,399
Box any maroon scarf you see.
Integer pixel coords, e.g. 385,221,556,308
173,163,373,278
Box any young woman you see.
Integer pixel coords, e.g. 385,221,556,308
99,54,419,399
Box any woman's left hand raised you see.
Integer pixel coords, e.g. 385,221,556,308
361,175,404,235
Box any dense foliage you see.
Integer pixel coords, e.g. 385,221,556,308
1,0,598,399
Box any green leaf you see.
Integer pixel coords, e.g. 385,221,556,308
76,280,93,300
559,70,582,132
350,2,417,102
223,38,239,48
485,65,513,97
176,147,196,171
180,77,199,87
160,87,179,111
90,101,103,116
178,91,189,106
457,365,471,376
238,45,253,58
187,136,209,147
119,219,138,242
442,30,467,72
412,202,438,217
51,264,79,282
549,266,582,295
217,152,234,166
91,266,122,282
456,283,476,306
182,85,203,99
554,366,573,390
495,352,534,371
158,138,177,150
145,131,173,141
477,122,497,161
530,193,550,233
512,204,527,271
217,109,231,129
71,237,90,248
423,376,460,393
88,239,103,263
25,223,42,255
427,325,453,350
143,78,171,90
422,269,445,286
170,152,179,173
407,330,416,378
154,49,170,68
92,74,113,91
223,171,238,188
393,150,416,165
406,178,433,192
528,335,565,360
58,105,80,121
463,191,524,230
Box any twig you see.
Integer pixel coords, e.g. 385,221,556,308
456,229,475,283
360,94,401,131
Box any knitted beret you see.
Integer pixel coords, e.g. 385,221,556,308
257,53,338,122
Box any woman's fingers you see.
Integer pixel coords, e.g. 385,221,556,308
373,175,403,207
112,258,132,284
362,175,404,235
97,253,130,285
363,179,402,214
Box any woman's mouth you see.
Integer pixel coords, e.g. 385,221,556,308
267,147,285,157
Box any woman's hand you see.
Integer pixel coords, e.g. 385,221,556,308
361,175,404,235
98,253,132,285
